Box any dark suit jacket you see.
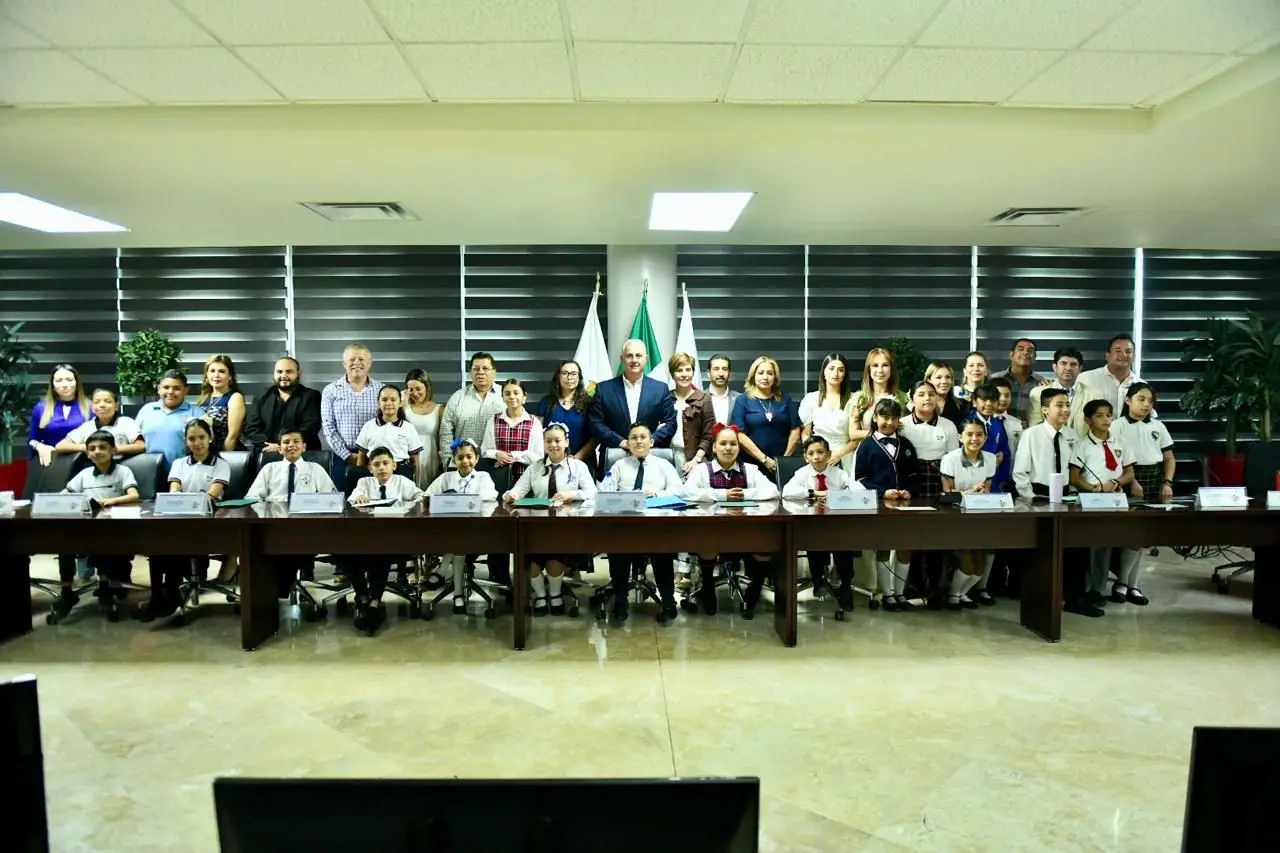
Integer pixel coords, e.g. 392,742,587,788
853,435,921,496
242,384,323,450
676,388,716,460
589,375,676,448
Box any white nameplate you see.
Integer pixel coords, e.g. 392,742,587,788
1267,491,1280,510
429,493,483,515
1079,492,1128,511
32,493,91,516
961,492,1014,511
288,492,345,514
827,489,877,511
154,492,211,516
595,491,645,514
1197,487,1248,509
106,505,141,518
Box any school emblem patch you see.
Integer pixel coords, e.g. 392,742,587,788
1150,430,1159,440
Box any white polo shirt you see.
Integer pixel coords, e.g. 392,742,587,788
168,455,231,494
1070,432,1133,487
1109,416,1173,466
355,417,423,462
899,413,958,462
940,449,997,493
66,464,138,500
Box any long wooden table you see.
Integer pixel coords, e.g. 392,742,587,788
2,500,1276,651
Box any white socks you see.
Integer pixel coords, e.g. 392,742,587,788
973,552,994,591
876,561,893,598
444,555,466,595
530,573,546,598
1120,549,1142,588
891,553,909,596
949,570,980,600
548,574,563,603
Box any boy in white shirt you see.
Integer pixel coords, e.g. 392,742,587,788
344,447,422,635
56,388,146,459
992,378,1025,457
782,435,859,610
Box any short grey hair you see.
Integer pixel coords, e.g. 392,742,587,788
620,338,647,356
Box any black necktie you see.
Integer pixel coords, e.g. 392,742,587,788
547,463,558,497
379,484,387,500
1053,431,1062,473
634,459,645,491
287,462,296,496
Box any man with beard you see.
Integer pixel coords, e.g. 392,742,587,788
1079,334,1147,414
704,353,740,427
991,338,1045,426
243,356,322,459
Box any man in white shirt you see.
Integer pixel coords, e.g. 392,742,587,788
705,353,741,426
1029,347,1105,435
1079,334,1146,414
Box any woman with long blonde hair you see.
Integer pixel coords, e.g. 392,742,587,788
197,354,246,450
28,363,91,466
846,348,909,447
730,355,802,475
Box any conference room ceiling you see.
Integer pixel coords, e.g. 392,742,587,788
0,0,1278,250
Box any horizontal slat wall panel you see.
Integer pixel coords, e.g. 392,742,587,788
1142,249,1280,482
677,246,806,397
0,250,119,394
462,245,607,388
119,247,287,390
807,245,972,386
292,245,461,397
976,247,1135,375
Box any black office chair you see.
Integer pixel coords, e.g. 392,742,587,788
422,461,508,620
775,454,854,619
1210,443,1280,593
27,452,88,599
120,452,168,501
601,447,675,471
174,450,255,623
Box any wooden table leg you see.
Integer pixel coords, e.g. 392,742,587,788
238,525,278,651
1019,515,1062,642
0,553,33,643
512,531,529,651
774,523,797,647
1253,546,1279,629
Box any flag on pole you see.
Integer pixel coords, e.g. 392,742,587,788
573,275,612,393
618,282,667,383
672,281,702,389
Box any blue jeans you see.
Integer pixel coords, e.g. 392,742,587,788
331,456,348,491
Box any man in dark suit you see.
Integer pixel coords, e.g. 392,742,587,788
589,339,676,457
242,356,323,455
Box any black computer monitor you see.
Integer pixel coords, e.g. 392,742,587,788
215,776,759,853
0,674,49,853
1182,727,1280,852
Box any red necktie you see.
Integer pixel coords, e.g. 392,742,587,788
816,473,827,491
1102,440,1118,471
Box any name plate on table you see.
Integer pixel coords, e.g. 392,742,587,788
429,493,482,515
32,493,90,516
1079,492,1128,511
595,491,645,514
288,492,345,514
827,490,877,511
961,493,1014,511
1197,487,1248,509
1267,491,1280,510
154,492,211,516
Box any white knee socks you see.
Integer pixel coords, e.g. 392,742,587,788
876,560,893,598
974,552,995,590
548,574,563,598
949,570,979,600
445,555,466,595
891,552,909,596
1120,549,1142,587
530,573,546,598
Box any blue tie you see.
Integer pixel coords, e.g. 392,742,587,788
634,459,645,491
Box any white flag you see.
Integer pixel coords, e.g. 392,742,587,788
672,285,702,389
573,288,612,392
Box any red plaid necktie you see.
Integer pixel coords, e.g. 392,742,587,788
1102,441,1118,471
816,473,827,491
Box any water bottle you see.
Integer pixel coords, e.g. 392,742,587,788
602,471,614,492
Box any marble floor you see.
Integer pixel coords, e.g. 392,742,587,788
4,550,1278,852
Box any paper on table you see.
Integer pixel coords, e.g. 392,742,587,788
106,506,142,518
716,500,759,507
891,505,937,511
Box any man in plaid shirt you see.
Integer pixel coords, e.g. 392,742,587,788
320,342,384,486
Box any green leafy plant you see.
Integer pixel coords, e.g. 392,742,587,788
1180,312,1279,456
0,322,41,464
116,329,185,398
881,336,931,390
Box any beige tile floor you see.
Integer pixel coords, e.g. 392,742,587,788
4,550,1278,852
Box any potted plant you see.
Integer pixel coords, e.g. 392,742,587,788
0,322,41,493
881,336,931,390
116,329,185,402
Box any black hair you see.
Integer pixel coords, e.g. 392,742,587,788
183,418,221,465
278,428,304,443
1106,333,1135,351
367,446,395,465
816,352,851,407
1039,387,1069,406
803,435,831,453
989,376,1013,392
626,421,652,436
1125,381,1156,407
547,360,590,414
707,353,732,370
960,416,988,436
275,355,301,371
1010,337,1037,351
873,397,904,419
501,378,528,396
84,429,118,472
911,380,938,397
1083,399,1114,419
158,368,188,387
468,351,497,370
375,384,405,425
973,382,1001,402
1053,347,1084,365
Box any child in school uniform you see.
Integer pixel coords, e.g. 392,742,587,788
1112,382,1175,505
968,382,1012,492
899,380,959,502
482,378,544,486
853,397,920,611
503,422,597,616
1070,399,1141,610
681,423,780,618
49,431,140,623
602,422,684,624
425,438,499,614
354,385,421,480
343,446,423,635
55,388,146,459
782,435,859,611
940,419,998,609
135,419,232,623
991,377,1025,457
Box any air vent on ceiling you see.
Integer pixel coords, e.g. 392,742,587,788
988,207,1092,227
301,202,419,222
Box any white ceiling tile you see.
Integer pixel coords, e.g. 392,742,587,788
238,45,425,101
0,16,48,47
917,0,1133,49
402,42,572,100
1009,51,1227,106
0,48,143,104
1083,0,1280,54
868,47,1062,102
174,0,390,46
72,47,284,103
745,0,946,45
369,0,562,42
567,0,749,43
1141,54,1244,104
726,45,901,102
3,0,216,47
575,43,733,100
1240,30,1280,54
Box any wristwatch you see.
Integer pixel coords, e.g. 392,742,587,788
1162,479,1175,486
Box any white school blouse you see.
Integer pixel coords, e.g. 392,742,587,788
898,413,958,462
1069,433,1133,487
680,462,780,503
349,474,421,503
355,417,423,462
246,459,336,501
1109,416,1173,466
939,449,997,493
1012,422,1076,497
603,454,683,496
168,455,231,494
425,469,499,501
481,411,544,465
65,464,138,499
65,416,143,448
798,391,853,467
781,464,858,499
505,457,597,502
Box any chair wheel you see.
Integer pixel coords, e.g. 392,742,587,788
335,597,348,613
680,599,698,612
408,601,422,619
834,609,845,622
316,606,328,618
224,594,237,603
1215,582,1230,595
45,613,58,626
106,608,120,623
869,598,881,611
300,604,317,622
170,614,186,627
422,607,435,622
483,608,496,620
568,604,580,618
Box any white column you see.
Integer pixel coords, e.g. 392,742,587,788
606,245,677,367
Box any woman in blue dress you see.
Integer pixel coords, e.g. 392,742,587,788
731,355,801,477
28,363,91,466
197,354,246,451
532,359,596,463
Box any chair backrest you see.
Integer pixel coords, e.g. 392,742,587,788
1244,442,1280,499
219,451,254,501
21,452,85,500
301,450,333,477
120,453,168,501
342,464,366,499
476,459,512,493
775,455,807,489
602,447,676,476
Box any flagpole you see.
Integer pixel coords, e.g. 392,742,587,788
594,271,601,297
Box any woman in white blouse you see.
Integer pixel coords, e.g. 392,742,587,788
403,368,443,490
798,352,856,470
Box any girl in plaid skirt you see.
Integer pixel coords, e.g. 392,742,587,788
899,381,959,502
1111,382,1175,503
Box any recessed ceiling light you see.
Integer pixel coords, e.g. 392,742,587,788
0,193,128,234
649,192,754,232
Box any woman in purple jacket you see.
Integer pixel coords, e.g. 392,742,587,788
28,364,91,466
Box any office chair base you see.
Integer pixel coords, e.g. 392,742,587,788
1211,561,1255,594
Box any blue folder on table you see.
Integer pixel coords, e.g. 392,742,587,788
644,495,691,510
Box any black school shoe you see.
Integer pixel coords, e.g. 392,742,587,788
611,599,629,623
132,595,178,623
1126,588,1150,606
836,584,855,611
51,589,80,621
971,590,996,606
1065,599,1105,618
656,601,678,625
